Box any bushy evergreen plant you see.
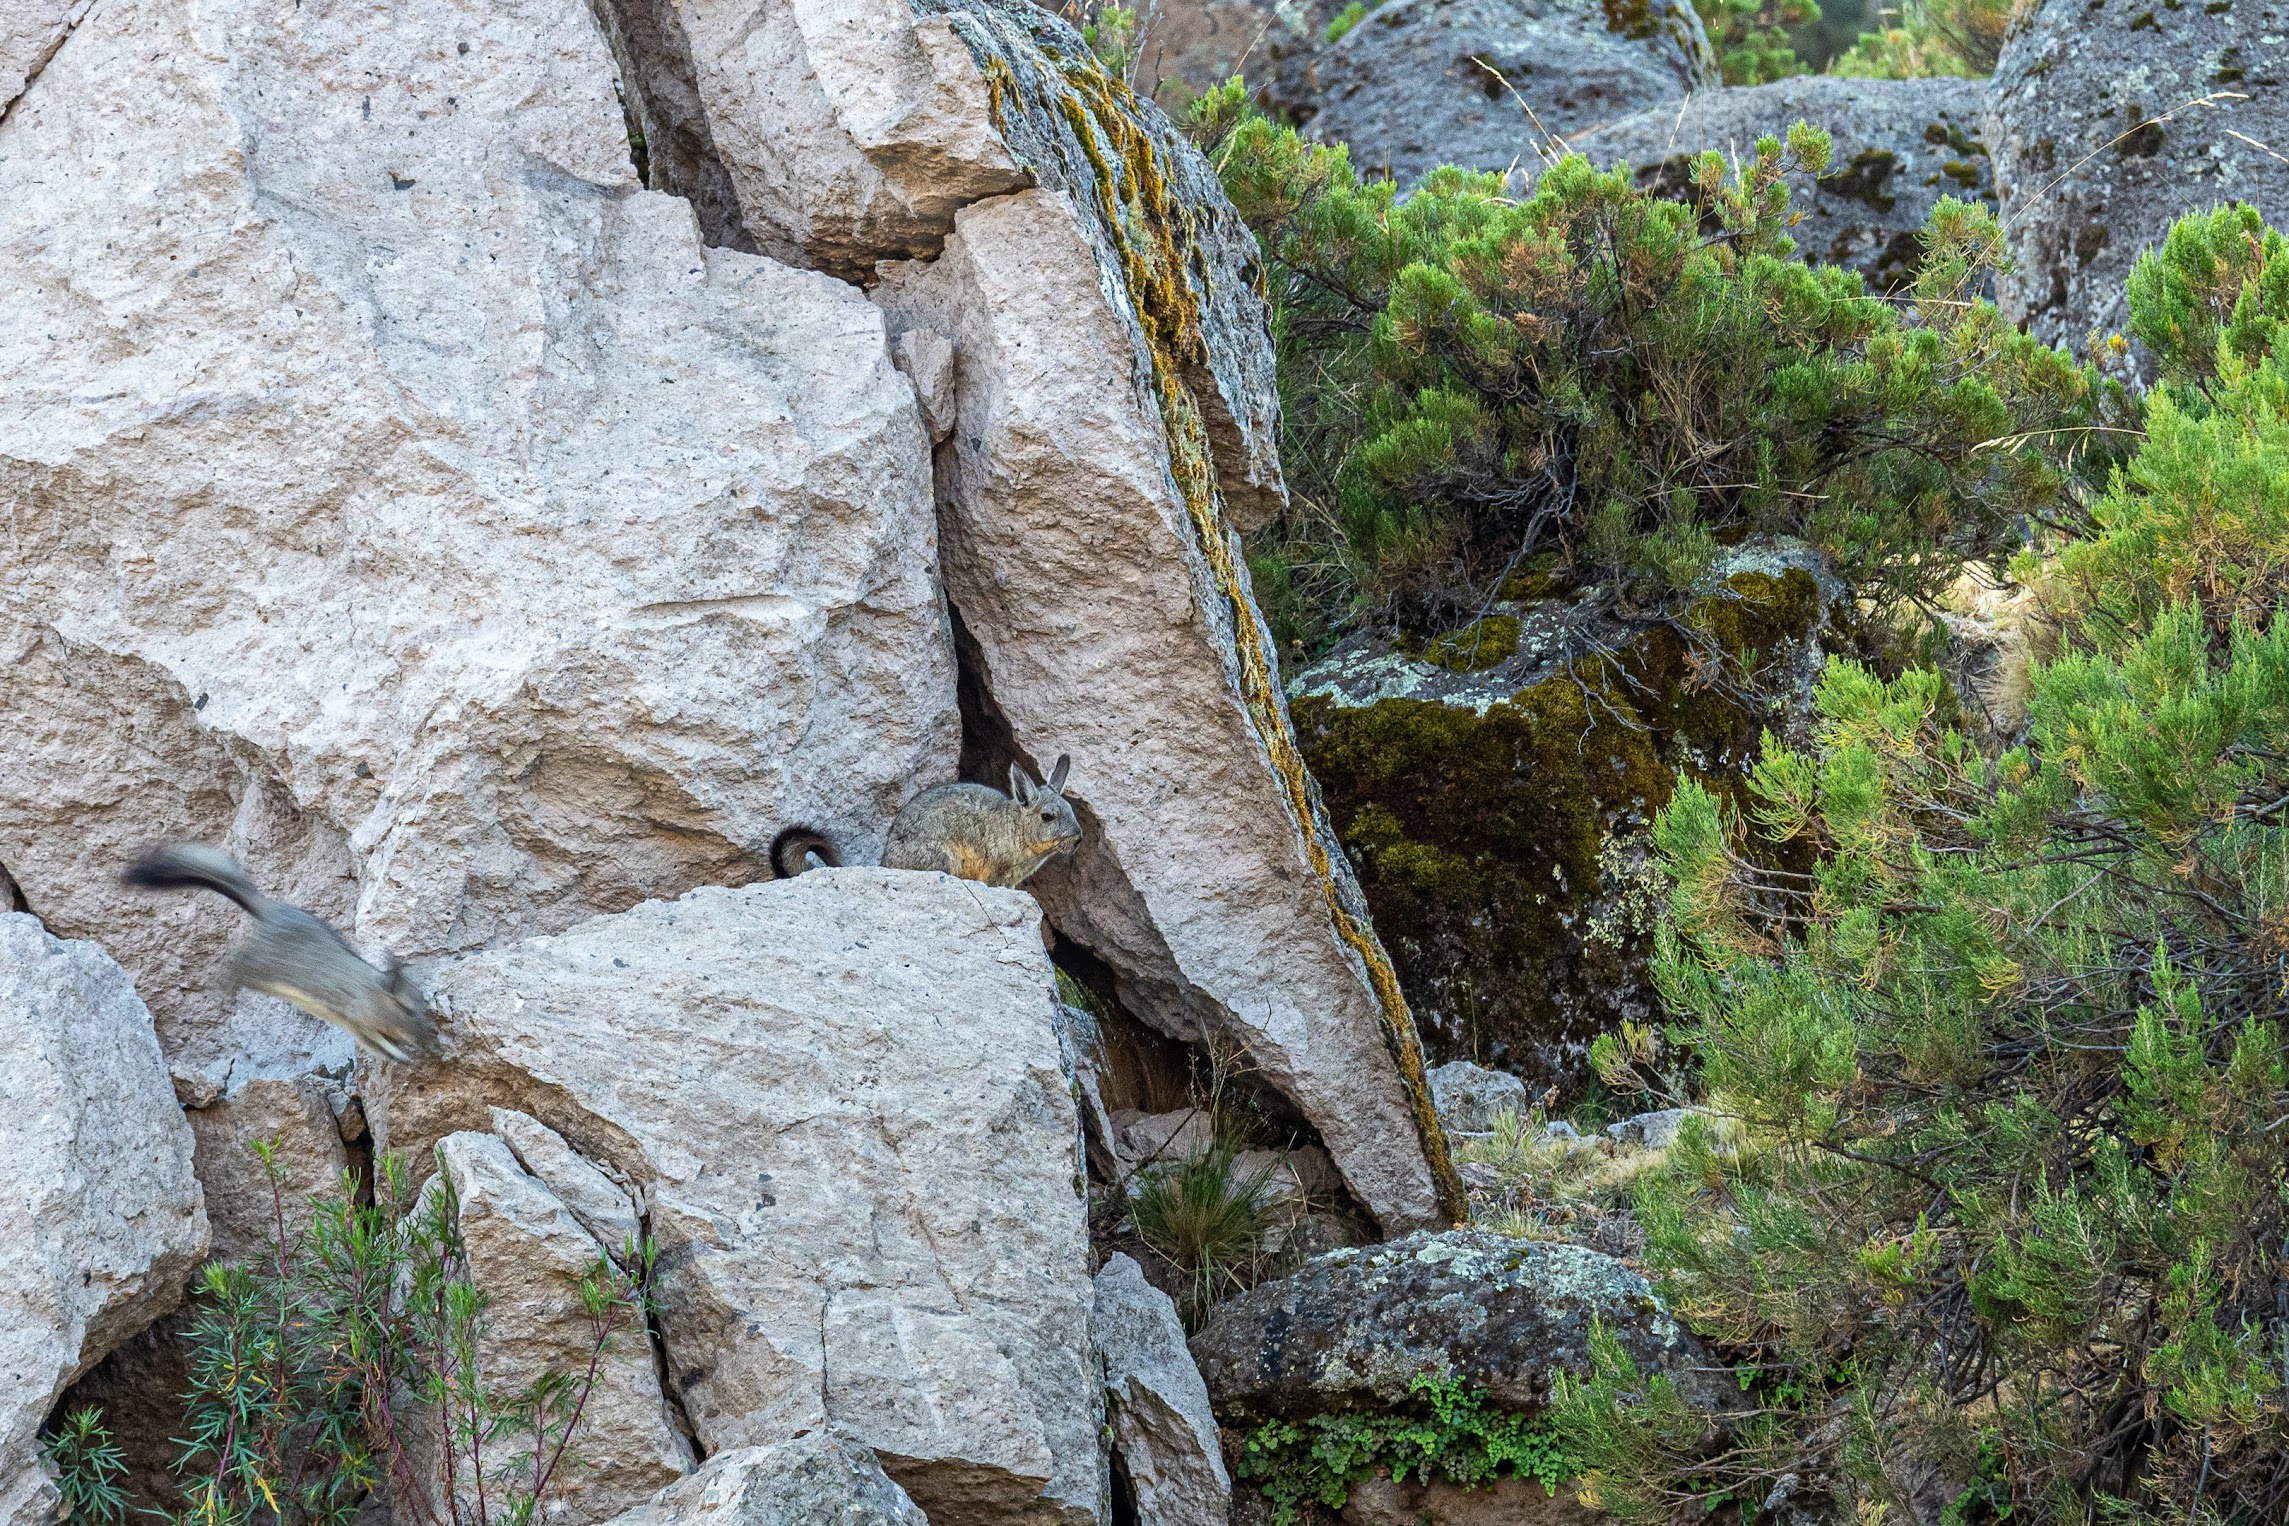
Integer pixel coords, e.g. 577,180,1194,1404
1196,105,2121,653
1559,214,2289,1524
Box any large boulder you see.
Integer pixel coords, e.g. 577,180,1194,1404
0,0,957,1096
184,1074,350,1267
1566,74,1995,293
369,871,1105,1525
1990,0,2289,364
0,916,209,1525
397,1131,693,1526
1188,1229,1726,1421
859,0,1459,1231
1298,0,1719,184
1092,1255,1229,1526
601,1436,928,1526
1291,550,1838,1092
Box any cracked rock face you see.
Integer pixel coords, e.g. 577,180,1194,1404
1990,0,2289,368
602,1436,929,1526
0,916,208,1526
1187,1229,1727,1422
369,872,1103,1525
1092,1254,1230,1526
1565,74,1995,295
0,0,958,1097
398,1131,693,1526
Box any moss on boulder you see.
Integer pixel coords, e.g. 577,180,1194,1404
1290,556,1834,1092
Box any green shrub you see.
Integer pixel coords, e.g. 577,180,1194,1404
1566,213,2289,1525
1694,0,1820,84
52,1143,650,1526
1129,1144,1279,1327
1201,108,2121,653
1829,0,2008,78
1238,1374,1583,1524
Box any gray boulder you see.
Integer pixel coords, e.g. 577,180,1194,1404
1093,1255,1230,1526
1566,74,1995,293
1427,1059,1528,1134
1990,0,2289,366
0,916,208,1525
1189,1229,1725,1420
1302,0,1719,183
601,1437,927,1526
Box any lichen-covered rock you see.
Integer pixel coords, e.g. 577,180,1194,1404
0,0,957,1095
601,1436,928,1526
1565,74,1995,293
0,915,208,1525
1298,0,1719,184
865,0,1460,1233
1291,552,1837,1093
1427,1060,1528,1134
398,1132,692,1526
1188,1229,1725,1421
368,871,1103,1525
1093,1255,1230,1526
1990,0,2289,366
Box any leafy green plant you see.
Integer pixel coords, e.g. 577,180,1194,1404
1693,0,1820,84
1238,1374,1583,1524
1129,1144,1279,1327
1571,218,2289,1523
1200,106,2121,654
45,1407,130,1526
1324,0,1375,43
1078,2,1141,81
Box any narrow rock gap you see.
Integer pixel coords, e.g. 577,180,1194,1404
633,1192,707,1464
581,0,756,252
1,858,35,917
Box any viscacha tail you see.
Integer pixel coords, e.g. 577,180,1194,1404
769,826,841,879
121,843,268,913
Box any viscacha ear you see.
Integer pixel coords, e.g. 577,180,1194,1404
1008,762,1036,803
1048,754,1071,793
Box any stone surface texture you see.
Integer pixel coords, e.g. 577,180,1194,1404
185,1074,350,1268
1990,0,2289,365
1342,1474,1601,1525
1302,0,1718,184
1566,74,1995,293
491,1107,642,1260
601,1436,929,1526
0,0,957,1096
1427,1060,1528,1135
369,872,1104,1525
0,916,209,1526
399,1131,691,1526
1093,1254,1230,1526
1188,1229,1725,1421
866,3,1456,1226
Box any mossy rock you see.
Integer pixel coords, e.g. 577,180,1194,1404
1290,564,1831,1093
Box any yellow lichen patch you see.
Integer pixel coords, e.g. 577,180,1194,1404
1046,56,1466,1224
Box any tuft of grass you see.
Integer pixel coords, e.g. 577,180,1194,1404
1130,1144,1280,1327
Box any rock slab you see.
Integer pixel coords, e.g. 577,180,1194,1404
397,1131,691,1526
0,0,957,1093
370,872,1103,1525
1189,1229,1725,1421
1303,0,1718,184
1990,0,2289,364
602,1436,928,1526
1092,1255,1229,1526
0,915,208,1525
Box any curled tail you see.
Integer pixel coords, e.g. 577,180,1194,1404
769,826,841,879
121,843,267,913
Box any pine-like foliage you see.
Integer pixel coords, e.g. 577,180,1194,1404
1694,0,1820,85
1559,215,2289,1523
1200,109,2120,649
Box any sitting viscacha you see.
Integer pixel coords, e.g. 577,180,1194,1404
121,844,440,1063
881,755,1082,888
